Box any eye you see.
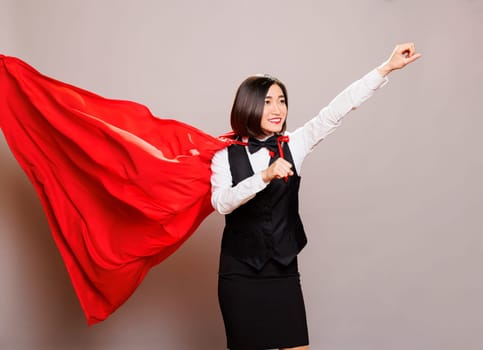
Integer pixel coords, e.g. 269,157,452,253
280,99,286,104
264,100,271,105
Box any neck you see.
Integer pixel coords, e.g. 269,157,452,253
254,132,275,140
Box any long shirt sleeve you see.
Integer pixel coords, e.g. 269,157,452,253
211,69,388,215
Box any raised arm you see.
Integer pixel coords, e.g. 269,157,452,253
289,42,422,171
211,43,421,214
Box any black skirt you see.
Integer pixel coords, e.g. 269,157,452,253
218,254,309,350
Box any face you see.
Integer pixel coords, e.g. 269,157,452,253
260,83,287,136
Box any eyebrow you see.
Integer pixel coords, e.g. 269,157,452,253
265,95,285,99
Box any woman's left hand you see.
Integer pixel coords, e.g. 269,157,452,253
377,42,422,77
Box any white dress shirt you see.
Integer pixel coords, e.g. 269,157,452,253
211,69,388,215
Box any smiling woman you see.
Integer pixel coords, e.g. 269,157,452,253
211,43,421,350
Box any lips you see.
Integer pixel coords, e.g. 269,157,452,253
269,118,282,124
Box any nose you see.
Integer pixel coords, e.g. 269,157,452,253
271,102,281,114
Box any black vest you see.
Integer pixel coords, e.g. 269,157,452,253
220,140,307,270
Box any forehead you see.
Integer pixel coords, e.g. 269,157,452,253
265,83,284,97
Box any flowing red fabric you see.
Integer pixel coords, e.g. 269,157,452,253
0,55,231,325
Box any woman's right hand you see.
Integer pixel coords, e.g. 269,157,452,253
377,42,422,77
262,158,294,182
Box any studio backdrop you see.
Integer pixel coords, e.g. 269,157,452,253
0,0,482,349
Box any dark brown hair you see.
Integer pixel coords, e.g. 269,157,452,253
230,74,288,138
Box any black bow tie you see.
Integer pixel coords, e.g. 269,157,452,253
248,135,279,154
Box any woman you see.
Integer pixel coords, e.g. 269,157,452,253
211,43,421,350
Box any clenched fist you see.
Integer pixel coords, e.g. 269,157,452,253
377,42,422,77
262,158,294,182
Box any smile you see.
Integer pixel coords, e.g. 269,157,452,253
269,118,282,124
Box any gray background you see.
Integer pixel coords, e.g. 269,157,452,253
1,0,482,349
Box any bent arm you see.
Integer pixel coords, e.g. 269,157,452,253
210,148,268,215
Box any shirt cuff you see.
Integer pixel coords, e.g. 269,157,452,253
364,68,389,90
254,171,270,188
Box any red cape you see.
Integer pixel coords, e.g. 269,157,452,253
0,55,231,325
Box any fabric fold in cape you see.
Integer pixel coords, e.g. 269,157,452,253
0,55,231,325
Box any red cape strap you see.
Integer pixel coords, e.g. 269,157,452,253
219,133,290,155
276,135,290,159
0,55,231,325
217,133,291,182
